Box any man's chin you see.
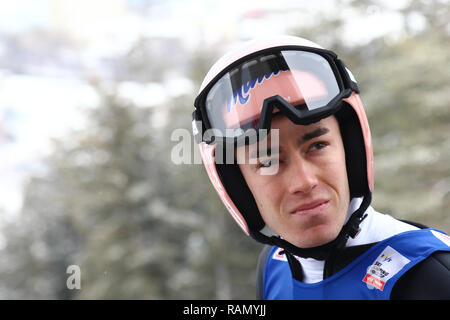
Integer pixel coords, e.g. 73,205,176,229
290,227,340,249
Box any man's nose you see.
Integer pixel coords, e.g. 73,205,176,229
286,154,318,194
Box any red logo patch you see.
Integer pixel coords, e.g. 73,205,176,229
363,274,386,291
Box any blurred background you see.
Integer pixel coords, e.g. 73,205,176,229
0,0,448,299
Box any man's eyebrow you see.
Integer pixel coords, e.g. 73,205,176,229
248,126,330,159
299,127,330,146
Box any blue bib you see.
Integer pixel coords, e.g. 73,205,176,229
263,229,450,300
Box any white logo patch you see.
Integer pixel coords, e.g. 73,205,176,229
430,230,450,247
363,246,410,291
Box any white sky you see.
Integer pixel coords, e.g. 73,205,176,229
0,0,50,33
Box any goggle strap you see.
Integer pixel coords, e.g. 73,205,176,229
192,110,204,144
336,59,359,93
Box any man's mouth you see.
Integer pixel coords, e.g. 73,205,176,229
290,200,330,216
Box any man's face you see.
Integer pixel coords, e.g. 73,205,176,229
237,115,350,248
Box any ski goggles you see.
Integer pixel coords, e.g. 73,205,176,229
193,46,359,144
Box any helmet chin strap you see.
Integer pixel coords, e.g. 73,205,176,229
250,193,371,261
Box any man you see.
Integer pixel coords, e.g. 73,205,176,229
191,35,450,299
